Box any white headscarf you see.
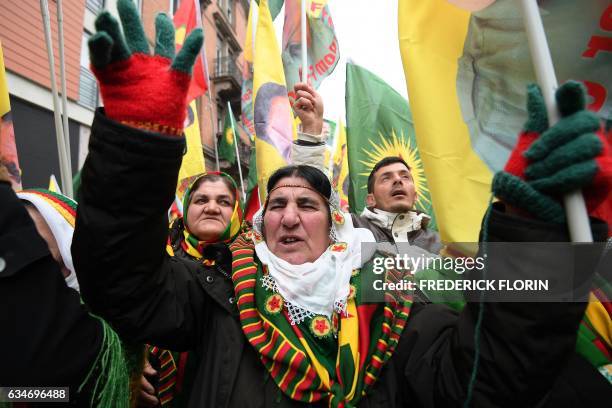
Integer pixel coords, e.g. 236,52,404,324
252,195,374,323
18,191,80,292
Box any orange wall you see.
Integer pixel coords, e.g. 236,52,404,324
142,0,171,43
0,0,86,101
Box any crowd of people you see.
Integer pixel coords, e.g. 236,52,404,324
1,0,610,407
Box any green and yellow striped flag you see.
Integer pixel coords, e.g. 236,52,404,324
219,108,236,164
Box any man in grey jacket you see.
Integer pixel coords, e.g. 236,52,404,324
290,83,441,255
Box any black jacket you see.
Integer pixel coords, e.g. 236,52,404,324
73,111,610,408
0,181,102,406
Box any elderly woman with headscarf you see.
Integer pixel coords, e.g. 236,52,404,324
141,172,244,407
72,2,610,406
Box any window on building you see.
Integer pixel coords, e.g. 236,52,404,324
86,0,105,13
217,103,224,136
217,0,233,25
216,35,227,75
226,0,233,25
79,32,99,110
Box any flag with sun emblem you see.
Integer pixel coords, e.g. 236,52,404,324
345,62,436,230
219,108,237,164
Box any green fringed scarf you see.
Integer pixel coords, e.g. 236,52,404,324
79,314,143,407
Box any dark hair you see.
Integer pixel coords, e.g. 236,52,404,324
254,82,288,120
366,157,411,193
263,165,332,229
266,165,331,199
189,174,237,203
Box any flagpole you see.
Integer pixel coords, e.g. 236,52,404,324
208,94,220,171
301,0,307,82
251,0,259,209
228,102,246,202
40,0,72,197
252,0,257,50
56,0,73,198
518,0,592,243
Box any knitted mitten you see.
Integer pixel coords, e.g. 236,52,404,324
493,81,612,223
88,0,203,136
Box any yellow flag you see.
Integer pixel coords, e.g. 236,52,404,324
0,40,22,190
253,0,296,201
398,0,492,243
331,120,349,212
48,174,62,194
176,100,206,200
0,43,10,118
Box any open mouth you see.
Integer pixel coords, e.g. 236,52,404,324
280,236,303,246
391,190,407,197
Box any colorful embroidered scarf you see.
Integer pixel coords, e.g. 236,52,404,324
230,232,412,407
180,172,244,258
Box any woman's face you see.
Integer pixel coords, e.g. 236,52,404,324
263,176,331,265
186,180,235,241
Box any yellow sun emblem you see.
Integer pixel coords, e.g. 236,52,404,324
359,129,431,209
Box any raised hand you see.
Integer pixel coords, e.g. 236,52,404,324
493,81,611,223
88,0,203,136
293,82,324,137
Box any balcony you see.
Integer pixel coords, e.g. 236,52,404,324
212,56,242,98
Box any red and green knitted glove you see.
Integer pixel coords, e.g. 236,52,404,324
493,81,611,224
88,0,203,136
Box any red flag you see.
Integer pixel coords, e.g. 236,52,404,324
173,0,209,101
244,185,260,223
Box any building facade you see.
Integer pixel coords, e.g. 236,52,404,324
0,0,250,190
168,0,252,180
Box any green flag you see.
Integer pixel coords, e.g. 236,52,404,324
345,62,437,230
255,0,284,20
219,108,236,164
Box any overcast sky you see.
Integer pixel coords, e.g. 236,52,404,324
273,0,408,123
